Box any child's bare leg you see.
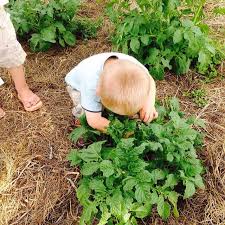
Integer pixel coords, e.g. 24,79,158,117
0,107,5,118
8,65,42,111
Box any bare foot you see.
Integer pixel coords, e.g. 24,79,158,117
0,107,5,118
18,88,43,112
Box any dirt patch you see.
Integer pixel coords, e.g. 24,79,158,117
0,1,225,225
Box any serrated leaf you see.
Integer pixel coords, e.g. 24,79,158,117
100,160,114,177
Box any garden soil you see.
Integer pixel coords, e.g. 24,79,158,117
0,1,224,225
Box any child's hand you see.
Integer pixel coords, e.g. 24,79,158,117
139,104,158,123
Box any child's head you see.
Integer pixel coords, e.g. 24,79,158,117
98,59,150,116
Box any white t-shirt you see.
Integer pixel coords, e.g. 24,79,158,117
65,52,149,112
0,0,9,6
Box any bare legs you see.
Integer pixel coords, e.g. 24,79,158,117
0,65,42,118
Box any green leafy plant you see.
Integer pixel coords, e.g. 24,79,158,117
8,0,99,51
106,0,223,80
68,98,205,224
183,88,208,107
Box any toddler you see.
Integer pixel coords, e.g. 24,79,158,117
65,52,158,132
0,0,42,118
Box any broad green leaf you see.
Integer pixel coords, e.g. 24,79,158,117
98,205,111,225
173,29,183,44
146,48,160,65
141,34,150,45
107,189,123,216
135,183,149,203
198,50,211,74
184,180,196,199
100,160,114,177
193,174,205,189
133,143,147,155
79,141,105,162
164,174,178,189
67,150,81,166
89,179,106,193
63,31,76,46
148,142,163,151
131,202,152,218
77,179,91,206
30,34,41,50
167,152,174,162
150,169,166,183
150,191,158,204
55,21,66,33
81,162,99,176
167,191,179,217
69,126,87,143
150,63,165,80
79,202,97,225
157,195,171,220
59,36,65,47
41,26,56,43
123,177,137,191
118,138,134,149
130,38,140,54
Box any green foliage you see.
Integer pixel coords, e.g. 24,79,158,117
183,88,208,107
68,98,205,224
106,0,223,80
7,0,99,51
213,7,225,16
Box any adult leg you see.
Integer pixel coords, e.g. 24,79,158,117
8,65,42,111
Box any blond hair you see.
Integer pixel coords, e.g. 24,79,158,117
98,59,150,115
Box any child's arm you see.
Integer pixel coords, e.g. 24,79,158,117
139,75,158,123
85,111,110,132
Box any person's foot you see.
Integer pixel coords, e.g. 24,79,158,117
18,88,42,112
0,107,5,118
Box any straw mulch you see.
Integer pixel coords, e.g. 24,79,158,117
0,0,224,225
